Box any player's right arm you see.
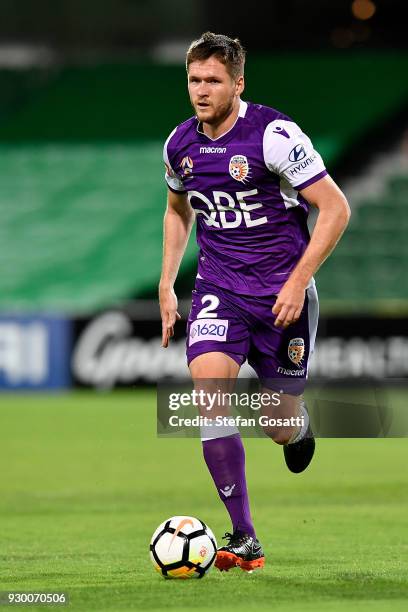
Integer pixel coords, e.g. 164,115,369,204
159,189,195,348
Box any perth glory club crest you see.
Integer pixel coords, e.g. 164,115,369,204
288,337,305,367
229,154,250,183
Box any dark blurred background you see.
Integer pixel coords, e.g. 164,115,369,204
0,0,406,54
0,0,407,389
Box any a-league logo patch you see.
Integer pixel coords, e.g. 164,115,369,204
180,156,194,175
229,154,250,183
288,337,305,367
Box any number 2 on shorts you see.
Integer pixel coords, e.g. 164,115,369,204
197,294,219,319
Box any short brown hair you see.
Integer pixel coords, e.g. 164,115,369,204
186,32,246,80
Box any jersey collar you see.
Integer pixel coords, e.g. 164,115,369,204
196,99,248,142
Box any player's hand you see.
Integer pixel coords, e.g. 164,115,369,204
272,280,306,328
159,286,181,348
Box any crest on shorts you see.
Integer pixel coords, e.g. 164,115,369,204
229,154,250,183
288,337,305,367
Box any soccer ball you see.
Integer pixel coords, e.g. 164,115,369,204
149,515,217,579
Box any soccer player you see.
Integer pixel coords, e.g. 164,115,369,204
159,32,350,572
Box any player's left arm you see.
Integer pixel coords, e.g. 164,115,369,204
272,174,350,328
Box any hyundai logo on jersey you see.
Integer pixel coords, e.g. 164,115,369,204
289,144,307,162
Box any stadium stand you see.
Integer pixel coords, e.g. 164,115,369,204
1,55,408,312
0,143,198,311
317,171,408,306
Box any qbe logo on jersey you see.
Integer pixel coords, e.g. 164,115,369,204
229,155,250,183
189,319,229,346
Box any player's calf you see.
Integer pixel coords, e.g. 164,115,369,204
260,390,302,444
261,422,295,445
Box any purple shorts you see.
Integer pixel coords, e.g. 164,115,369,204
186,277,319,394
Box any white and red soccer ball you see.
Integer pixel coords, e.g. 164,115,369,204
149,516,217,579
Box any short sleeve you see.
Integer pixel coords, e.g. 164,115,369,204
263,119,327,190
163,128,186,193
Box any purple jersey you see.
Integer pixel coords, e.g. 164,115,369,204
163,100,327,295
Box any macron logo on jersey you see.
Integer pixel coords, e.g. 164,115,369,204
199,146,226,154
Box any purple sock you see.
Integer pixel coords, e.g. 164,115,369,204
202,433,256,538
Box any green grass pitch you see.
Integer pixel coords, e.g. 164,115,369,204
0,390,407,612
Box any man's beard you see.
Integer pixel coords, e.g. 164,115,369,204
194,97,235,126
